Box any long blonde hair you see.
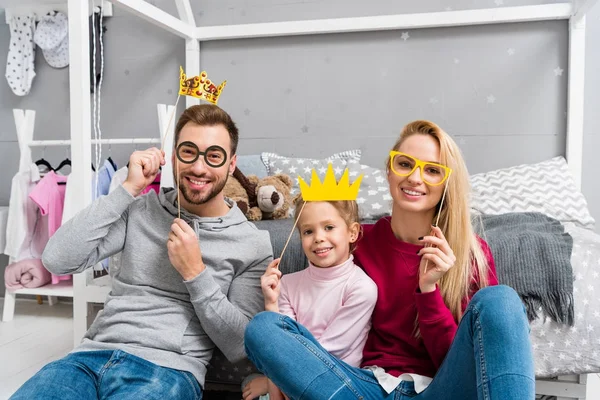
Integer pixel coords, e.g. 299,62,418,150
389,120,490,323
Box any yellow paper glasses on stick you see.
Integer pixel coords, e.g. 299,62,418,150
389,151,453,274
389,151,451,186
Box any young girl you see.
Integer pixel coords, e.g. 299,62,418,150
244,120,534,399
243,196,378,400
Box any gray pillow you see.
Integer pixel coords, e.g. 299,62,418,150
261,150,361,176
235,154,268,178
268,158,355,197
349,162,392,220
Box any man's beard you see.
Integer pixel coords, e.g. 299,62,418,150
175,171,229,206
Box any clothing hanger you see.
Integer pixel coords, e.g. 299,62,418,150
35,158,53,171
107,144,117,170
55,157,71,172
35,146,54,171
107,156,117,171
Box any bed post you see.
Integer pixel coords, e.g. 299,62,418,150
157,104,176,189
68,0,93,347
175,0,200,108
566,13,585,190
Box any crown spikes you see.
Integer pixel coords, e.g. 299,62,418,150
178,66,226,105
299,164,363,201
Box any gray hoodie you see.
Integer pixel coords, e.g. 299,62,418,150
42,185,273,387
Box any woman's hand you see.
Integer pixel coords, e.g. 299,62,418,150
261,258,282,312
417,226,456,293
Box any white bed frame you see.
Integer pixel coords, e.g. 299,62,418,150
2,0,598,398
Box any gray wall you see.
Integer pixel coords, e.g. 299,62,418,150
0,0,598,290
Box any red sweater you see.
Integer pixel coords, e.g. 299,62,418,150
354,217,498,378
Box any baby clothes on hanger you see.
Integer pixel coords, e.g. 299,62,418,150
141,173,161,196
4,164,47,262
93,158,117,199
5,15,36,96
33,11,69,69
109,166,128,193
29,171,70,284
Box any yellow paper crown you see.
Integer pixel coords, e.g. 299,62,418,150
298,164,363,201
179,66,227,105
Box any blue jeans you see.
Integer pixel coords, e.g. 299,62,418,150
10,349,202,400
245,285,535,400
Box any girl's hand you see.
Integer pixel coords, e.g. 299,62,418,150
268,378,288,400
261,258,282,311
242,375,268,400
417,226,456,292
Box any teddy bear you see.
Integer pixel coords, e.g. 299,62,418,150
223,167,262,221
247,174,294,220
224,167,293,221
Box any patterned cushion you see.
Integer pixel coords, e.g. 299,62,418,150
470,157,595,230
265,157,359,197
205,349,257,388
350,163,392,220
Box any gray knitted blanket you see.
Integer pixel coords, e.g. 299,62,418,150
475,212,574,326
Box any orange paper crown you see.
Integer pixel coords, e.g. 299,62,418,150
179,66,227,105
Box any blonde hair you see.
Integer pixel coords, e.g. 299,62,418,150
293,195,361,253
389,120,490,323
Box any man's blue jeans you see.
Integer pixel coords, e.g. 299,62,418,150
9,349,202,400
245,285,535,400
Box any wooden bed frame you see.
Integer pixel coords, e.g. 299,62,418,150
3,0,598,398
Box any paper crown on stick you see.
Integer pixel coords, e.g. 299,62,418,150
298,164,363,201
179,66,227,105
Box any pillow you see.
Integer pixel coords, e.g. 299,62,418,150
265,156,359,196
350,163,393,221
470,156,595,230
260,150,361,176
235,154,268,178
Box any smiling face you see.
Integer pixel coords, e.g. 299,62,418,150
298,202,360,268
387,134,445,217
172,123,236,211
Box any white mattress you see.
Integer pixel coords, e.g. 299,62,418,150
530,223,600,377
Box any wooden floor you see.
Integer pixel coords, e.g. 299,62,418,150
1,298,600,400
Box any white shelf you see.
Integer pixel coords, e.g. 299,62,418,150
7,280,74,297
83,284,111,303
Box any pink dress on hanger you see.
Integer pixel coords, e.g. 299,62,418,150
29,171,71,284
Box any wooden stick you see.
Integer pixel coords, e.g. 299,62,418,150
423,178,450,275
279,201,306,264
160,93,182,153
177,159,181,219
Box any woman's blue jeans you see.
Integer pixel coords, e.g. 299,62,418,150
9,349,202,400
245,285,535,400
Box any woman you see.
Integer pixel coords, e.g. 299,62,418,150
244,120,534,399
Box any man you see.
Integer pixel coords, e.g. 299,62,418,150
11,104,273,399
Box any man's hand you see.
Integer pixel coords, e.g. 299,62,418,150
122,148,165,197
167,218,205,281
261,258,282,312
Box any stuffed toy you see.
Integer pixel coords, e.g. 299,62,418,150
224,167,262,221
248,174,293,220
